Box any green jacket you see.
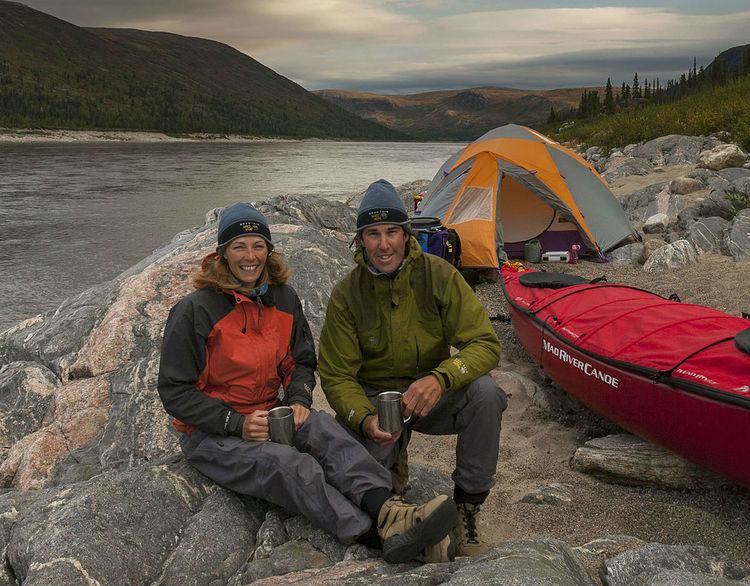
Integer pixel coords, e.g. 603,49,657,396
319,237,501,434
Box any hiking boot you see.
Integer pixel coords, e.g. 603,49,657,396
416,532,456,564
454,503,490,557
378,495,457,564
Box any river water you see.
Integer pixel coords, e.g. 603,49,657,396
0,140,464,331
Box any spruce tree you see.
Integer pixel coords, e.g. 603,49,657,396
632,73,640,99
604,78,615,114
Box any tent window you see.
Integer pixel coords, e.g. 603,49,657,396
449,186,493,223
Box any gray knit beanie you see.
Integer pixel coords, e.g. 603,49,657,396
216,202,273,254
356,179,409,231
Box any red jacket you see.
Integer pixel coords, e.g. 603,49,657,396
157,284,316,436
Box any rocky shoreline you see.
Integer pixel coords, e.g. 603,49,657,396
0,135,748,584
0,128,297,143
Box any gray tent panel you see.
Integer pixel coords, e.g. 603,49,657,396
419,159,474,219
474,124,542,142
546,146,638,252
426,148,463,194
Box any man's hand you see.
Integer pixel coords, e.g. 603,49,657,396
364,415,401,447
242,410,270,441
403,374,443,418
290,403,310,429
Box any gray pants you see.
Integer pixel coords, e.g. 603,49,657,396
357,374,507,494
180,409,391,544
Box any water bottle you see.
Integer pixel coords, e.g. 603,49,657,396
569,244,580,264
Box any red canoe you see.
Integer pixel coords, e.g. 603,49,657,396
500,263,750,488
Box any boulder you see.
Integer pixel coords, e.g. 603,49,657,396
571,434,729,489
698,144,748,171
726,209,750,260
602,157,654,184
642,240,697,272
609,242,644,265
669,176,703,195
622,183,671,224
637,238,667,265
449,538,596,585
642,213,669,234
601,543,750,586
628,135,720,167
689,217,729,255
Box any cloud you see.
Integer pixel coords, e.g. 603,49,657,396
18,1,750,92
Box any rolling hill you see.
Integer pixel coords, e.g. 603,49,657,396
315,86,600,140
0,1,405,139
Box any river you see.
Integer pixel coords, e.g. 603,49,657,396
0,140,464,331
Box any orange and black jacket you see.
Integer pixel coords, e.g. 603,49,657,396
157,284,316,436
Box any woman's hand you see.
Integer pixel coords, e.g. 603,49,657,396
242,410,270,441
290,403,310,429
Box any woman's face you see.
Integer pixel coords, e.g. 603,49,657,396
224,235,269,287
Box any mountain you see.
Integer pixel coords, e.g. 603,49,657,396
314,86,600,140
0,1,405,139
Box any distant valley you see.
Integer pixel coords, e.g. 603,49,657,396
315,86,601,140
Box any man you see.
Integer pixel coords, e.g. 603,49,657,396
319,179,507,558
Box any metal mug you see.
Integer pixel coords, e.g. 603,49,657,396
268,406,295,446
377,391,412,434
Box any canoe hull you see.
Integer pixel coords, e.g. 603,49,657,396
504,273,750,489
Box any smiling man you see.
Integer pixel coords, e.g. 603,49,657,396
319,179,508,559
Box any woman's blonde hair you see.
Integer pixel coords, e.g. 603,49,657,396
193,250,291,292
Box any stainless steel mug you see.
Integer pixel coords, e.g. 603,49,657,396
377,391,411,434
268,406,295,446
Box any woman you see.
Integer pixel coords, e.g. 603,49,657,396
157,202,456,563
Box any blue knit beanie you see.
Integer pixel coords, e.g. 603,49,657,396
356,179,409,231
216,202,273,254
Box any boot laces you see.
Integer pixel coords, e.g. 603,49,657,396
461,504,480,543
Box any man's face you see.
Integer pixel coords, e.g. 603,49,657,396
361,224,408,274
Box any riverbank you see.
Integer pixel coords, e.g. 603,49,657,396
0,128,290,143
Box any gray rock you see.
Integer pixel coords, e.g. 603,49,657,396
229,539,332,584
718,167,750,183
609,242,644,265
642,240,697,272
689,217,729,254
622,182,670,223
253,509,290,560
285,515,348,562
726,209,750,260
601,543,750,586
257,194,358,233
669,177,704,195
698,144,748,171
572,434,729,489
643,213,670,234
6,461,215,585
698,187,735,220
638,238,667,264
686,168,716,184
157,489,260,586
602,157,654,184
574,535,646,568
446,538,596,585
519,483,572,505
629,135,720,166
645,570,746,585
0,361,57,451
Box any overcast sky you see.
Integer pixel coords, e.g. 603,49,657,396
19,0,750,93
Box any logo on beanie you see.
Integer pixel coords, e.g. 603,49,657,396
240,221,260,233
367,209,393,223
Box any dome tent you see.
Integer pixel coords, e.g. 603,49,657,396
417,124,640,267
